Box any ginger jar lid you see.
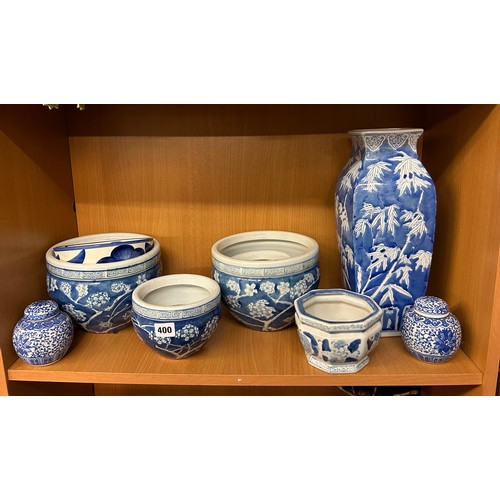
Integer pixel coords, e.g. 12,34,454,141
413,296,449,318
24,300,60,321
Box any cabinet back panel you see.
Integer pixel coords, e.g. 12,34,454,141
0,105,78,394
67,105,424,294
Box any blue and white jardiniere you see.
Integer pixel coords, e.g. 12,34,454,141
53,232,154,264
131,274,221,359
46,236,162,334
335,128,436,336
13,300,74,366
294,289,383,373
211,230,320,331
401,295,462,363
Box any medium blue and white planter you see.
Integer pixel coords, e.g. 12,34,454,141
401,296,462,363
13,300,74,366
211,231,320,331
46,236,162,334
131,274,222,359
294,289,383,374
335,128,436,335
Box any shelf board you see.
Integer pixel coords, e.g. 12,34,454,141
7,314,482,387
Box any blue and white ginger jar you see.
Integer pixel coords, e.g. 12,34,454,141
335,128,436,335
13,300,74,366
401,296,462,363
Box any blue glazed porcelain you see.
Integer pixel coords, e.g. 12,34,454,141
401,296,462,363
13,300,74,366
131,274,221,359
53,232,154,264
294,289,383,373
46,237,162,333
335,128,436,335
211,231,320,331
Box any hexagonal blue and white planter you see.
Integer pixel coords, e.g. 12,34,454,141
294,289,383,373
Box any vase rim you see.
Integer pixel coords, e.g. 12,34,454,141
349,128,423,135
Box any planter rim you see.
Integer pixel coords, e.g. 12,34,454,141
46,234,160,271
132,274,220,313
211,230,319,270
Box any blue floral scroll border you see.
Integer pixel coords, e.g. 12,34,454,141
133,296,221,320
47,253,162,280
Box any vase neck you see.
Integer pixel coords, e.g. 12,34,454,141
349,128,423,157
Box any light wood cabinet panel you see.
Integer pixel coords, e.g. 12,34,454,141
1,104,498,395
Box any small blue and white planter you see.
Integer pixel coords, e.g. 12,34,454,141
53,232,154,264
211,230,320,331
401,296,462,363
46,236,162,334
131,274,222,359
294,289,383,373
13,300,74,366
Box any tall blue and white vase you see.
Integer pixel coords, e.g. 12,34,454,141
335,128,436,335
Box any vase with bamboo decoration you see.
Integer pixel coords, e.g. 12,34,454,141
335,128,436,335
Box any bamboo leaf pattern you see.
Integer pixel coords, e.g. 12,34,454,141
411,250,433,271
380,284,413,306
402,210,428,238
394,265,412,287
367,244,400,272
339,158,362,192
359,161,391,192
354,218,370,237
389,152,431,196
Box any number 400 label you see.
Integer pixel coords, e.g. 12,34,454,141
154,323,176,338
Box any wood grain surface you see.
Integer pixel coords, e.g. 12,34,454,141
0,105,79,395
7,314,482,387
424,105,500,394
3,104,499,396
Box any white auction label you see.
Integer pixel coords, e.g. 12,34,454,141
154,323,176,337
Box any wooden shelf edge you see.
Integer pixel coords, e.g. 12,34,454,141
6,371,483,387
7,354,482,387
6,316,483,388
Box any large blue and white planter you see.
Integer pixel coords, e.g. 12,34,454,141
211,231,320,331
294,289,383,374
401,295,462,363
46,236,162,334
335,128,436,335
131,274,222,359
13,300,74,366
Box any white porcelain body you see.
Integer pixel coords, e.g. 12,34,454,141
211,230,320,331
53,232,154,264
294,289,383,373
131,274,222,359
46,237,162,333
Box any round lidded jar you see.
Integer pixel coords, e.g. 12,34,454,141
13,300,74,366
401,296,462,363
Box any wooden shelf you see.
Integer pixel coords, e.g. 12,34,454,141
2,104,499,395
7,312,482,387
